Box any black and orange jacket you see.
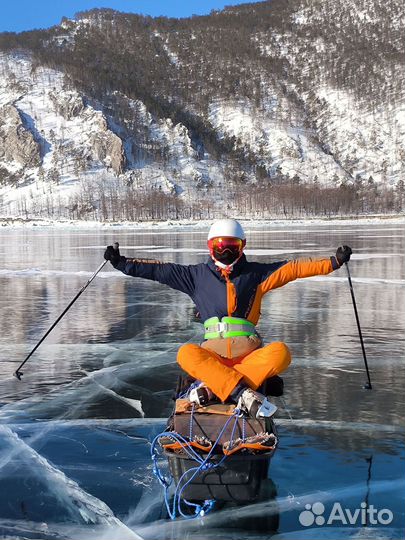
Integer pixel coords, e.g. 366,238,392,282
115,254,340,325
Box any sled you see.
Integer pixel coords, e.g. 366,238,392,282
151,376,283,514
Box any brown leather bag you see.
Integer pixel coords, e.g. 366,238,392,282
201,334,262,359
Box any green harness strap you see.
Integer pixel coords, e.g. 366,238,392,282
204,316,256,339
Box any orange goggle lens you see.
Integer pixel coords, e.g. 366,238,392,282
208,237,244,254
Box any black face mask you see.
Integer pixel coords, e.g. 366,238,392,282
213,246,242,266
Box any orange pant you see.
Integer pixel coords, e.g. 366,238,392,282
177,341,291,402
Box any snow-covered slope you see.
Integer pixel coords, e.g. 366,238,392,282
0,0,404,219
208,98,347,183
308,86,405,185
0,52,124,214
0,52,222,217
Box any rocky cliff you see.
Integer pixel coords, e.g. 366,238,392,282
0,0,403,219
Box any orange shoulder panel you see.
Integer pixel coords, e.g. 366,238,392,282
260,258,334,293
247,258,334,325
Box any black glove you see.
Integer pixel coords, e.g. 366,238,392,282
336,245,352,266
104,244,121,267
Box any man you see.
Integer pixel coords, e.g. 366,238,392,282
104,219,352,418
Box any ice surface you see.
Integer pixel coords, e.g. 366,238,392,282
0,224,404,539
271,527,404,539
302,276,405,285
0,425,142,537
82,370,145,417
1,418,403,539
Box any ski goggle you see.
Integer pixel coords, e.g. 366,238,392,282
208,237,245,264
208,237,244,254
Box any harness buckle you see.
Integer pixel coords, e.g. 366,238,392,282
217,322,229,335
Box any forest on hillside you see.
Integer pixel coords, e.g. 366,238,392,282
13,174,404,221
1,0,402,162
0,0,404,220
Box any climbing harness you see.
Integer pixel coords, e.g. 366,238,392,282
204,316,256,339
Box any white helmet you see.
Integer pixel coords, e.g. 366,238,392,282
207,219,246,270
207,219,245,241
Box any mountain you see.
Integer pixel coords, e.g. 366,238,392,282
0,0,404,220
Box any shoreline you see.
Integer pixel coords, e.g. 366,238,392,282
0,214,404,230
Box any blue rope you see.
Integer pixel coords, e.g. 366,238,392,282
211,409,240,468
189,403,195,440
150,429,207,519
151,430,204,465
151,408,241,520
174,411,240,519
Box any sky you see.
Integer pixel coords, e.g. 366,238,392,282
0,0,257,33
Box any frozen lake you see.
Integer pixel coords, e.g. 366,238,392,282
0,222,404,538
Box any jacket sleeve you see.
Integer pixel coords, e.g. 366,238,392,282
115,257,196,296
260,256,340,293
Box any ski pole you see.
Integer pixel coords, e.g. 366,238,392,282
345,262,372,390
13,243,118,380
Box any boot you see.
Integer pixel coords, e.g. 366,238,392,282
237,388,277,419
189,384,216,406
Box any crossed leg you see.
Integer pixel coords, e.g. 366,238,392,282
177,342,291,402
